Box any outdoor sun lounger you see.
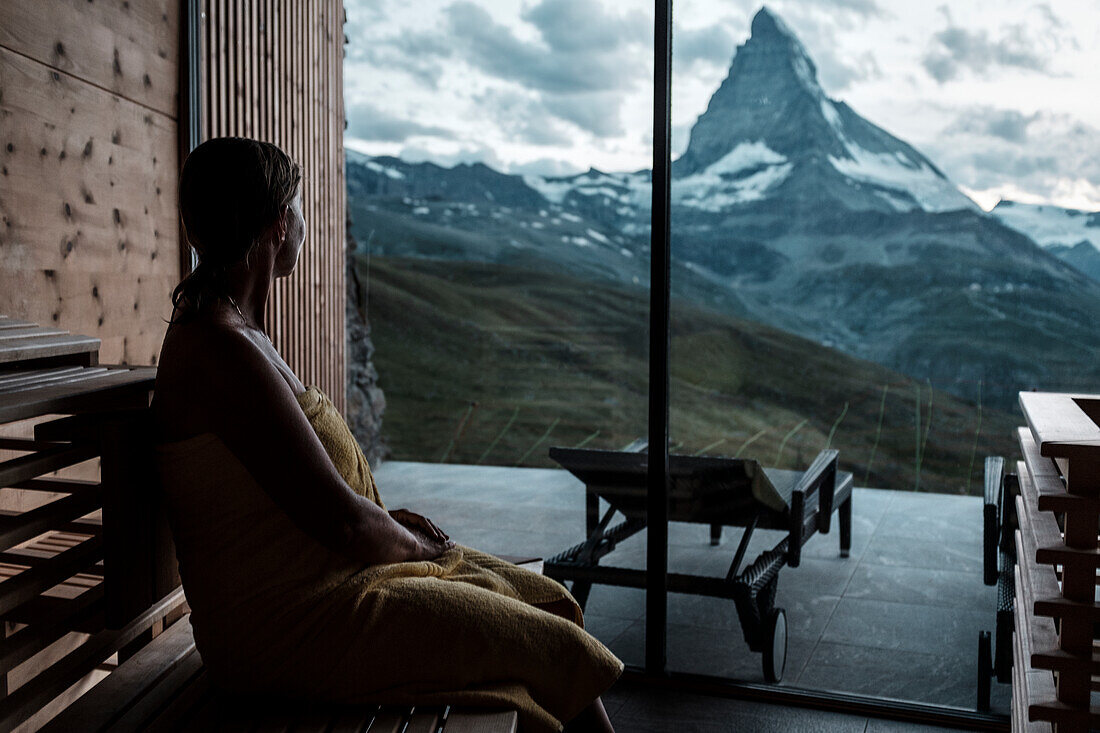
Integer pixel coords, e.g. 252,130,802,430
545,445,853,683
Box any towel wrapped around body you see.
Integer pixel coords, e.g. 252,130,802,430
155,386,622,732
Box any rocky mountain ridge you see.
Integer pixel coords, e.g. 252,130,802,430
347,6,1100,407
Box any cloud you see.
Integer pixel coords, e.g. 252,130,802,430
521,0,649,53
817,49,881,91
542,92,625,138
944,108,1039,144
444,2,644,94
675,26,736,69
921,5,1074,83
929,107,1100,208
471,89,575,146
348,30,453,88
346,101,453,143
772,7,883,92
398,143,506,171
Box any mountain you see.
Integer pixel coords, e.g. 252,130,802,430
672,8,976,215
347,6,1100,408
991,200,1100,282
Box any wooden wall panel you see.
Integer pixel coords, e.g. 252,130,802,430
200,0,346,412
0,0,180,721
0,0,178,117
0,0,181,367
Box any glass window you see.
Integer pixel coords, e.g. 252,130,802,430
667,1,1097,714
344,0,653,664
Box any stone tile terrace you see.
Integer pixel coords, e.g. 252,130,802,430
374,461,1012,717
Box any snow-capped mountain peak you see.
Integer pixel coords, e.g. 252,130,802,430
673,7,976,214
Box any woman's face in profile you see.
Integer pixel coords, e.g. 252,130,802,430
275,188,305,277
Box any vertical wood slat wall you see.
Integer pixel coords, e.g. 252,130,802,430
199,0,346,411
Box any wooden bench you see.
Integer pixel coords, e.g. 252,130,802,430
0,318,525,731
47,410,534,732
41,615,521,733
1009,392,1100,732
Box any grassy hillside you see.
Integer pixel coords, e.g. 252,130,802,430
358,254,1018,495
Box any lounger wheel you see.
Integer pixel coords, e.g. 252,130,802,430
762,608,787,683
977,630,992,712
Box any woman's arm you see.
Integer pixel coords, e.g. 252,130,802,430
168,326,451,565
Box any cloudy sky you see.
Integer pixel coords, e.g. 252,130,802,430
345,0,1100,211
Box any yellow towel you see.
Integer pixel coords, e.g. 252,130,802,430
296,386,384,506
156,387,621,732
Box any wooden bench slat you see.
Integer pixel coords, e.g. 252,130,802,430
0,437,65,453
0,586,184,731
107,652,207,733
13,477,100,494
0,585,103,674
0,366,84,387
0,487,101,553
0,317,35,330
38,614,197,733
0,536,102,616
1028,700,1100,728
0,334,100,365
0,443,99,493
0,326,70,342
1031,648,1100,676
329,707,382,733
0,367,155,424
143,667,212,733
1036,544,1100,567
1015,465,1064,578
366,709,407,733
1018,429,1066,498
0,367,112,395
442,711,518,733
1034,596,1100,623
406,709,442,733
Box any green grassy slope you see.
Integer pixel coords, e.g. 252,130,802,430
358,255,1018,495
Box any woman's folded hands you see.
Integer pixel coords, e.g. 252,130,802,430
390,508,455,560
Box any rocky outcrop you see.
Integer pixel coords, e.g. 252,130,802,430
345,214,388,466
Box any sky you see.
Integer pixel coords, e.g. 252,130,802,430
345,0,1100,211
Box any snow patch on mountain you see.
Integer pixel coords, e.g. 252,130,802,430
829,143,977,213
992,201,1100,251
672,141,791,211
367,161,405,180
820,99,843,132
524,170,649,208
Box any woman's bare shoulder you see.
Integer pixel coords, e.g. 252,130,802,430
154,319,284,441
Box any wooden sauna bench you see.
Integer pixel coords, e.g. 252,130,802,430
1010,392,1100,732
0,317,523,732
43,617,524,733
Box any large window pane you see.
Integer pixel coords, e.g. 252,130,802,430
344,0,653,664
667,1,1098,712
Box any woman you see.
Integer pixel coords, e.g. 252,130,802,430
153,138,621,733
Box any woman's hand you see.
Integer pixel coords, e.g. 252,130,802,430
390,509,454,559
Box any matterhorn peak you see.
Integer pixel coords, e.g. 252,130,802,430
672,5,976,213
747,6,819,88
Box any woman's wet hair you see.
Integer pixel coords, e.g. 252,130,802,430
172,137,302,318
